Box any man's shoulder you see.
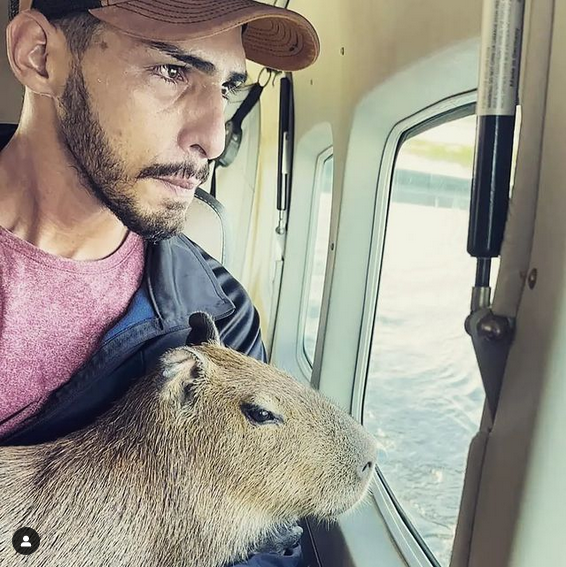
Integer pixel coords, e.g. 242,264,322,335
163,233,245,301
157,235,266,362
172,234,259,330
166,232,221,268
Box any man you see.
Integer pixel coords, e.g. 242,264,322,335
0,0,319,565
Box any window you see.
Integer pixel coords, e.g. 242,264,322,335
302,150,334,366
363,111,502,566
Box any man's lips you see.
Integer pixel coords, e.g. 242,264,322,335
153,176,200,192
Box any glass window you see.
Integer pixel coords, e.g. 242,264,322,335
303,151,334,366
363,112,502,566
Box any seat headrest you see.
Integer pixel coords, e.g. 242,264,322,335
183,188,232,266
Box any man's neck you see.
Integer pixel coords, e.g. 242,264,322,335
0,121,129,261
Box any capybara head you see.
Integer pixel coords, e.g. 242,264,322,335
150,339,378,525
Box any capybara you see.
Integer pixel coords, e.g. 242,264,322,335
0,313,378,567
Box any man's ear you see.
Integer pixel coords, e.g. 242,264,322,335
6,10,70,96
159,347,208,408
187,311,222,346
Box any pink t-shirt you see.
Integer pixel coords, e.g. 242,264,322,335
0,226,145,438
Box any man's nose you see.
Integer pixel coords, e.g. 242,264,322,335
177,89,227,161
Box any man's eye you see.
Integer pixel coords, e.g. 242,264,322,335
155,64,188,84
222,84,244,101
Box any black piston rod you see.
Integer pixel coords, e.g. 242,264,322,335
468,0,525,308
276,75,294,235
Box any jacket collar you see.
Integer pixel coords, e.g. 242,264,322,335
0,123,234,325
146,236,234,324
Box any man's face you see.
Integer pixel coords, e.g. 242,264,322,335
55,23,247,242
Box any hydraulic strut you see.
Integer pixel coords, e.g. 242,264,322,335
465,0,525,418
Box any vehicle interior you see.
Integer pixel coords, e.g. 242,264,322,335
1,0,564,566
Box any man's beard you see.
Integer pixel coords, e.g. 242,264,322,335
57,61,209,243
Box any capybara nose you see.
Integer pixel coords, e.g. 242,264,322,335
357,460,375,480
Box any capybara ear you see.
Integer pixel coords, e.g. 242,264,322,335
159,347,208,408
187,311,222,346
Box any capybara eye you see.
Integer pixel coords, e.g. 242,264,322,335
241,403,278,425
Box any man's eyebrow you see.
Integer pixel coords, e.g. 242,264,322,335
142,39,248,85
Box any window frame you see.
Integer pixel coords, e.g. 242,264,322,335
270,121,333,385
351,92,479,567
297,146,334,372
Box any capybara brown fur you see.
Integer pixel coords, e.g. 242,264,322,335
0,323,377,567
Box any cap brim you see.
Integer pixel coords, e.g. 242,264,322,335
89,0,319,71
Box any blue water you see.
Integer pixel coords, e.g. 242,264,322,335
363,197,488,566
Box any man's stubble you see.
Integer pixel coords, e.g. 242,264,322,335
57,60,208,243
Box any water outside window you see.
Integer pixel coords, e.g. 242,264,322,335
363,113,500,566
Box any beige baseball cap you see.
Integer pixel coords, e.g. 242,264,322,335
18,0,320,71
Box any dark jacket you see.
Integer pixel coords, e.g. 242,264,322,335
0,124,302,567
